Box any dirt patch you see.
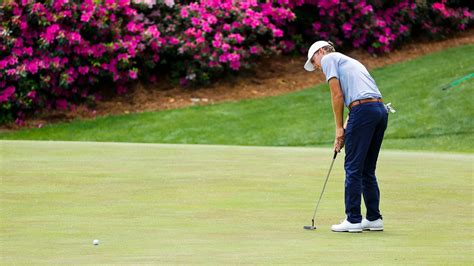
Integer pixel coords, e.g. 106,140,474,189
3,29,474,130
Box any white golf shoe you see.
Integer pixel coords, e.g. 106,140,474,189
331,219,362,233
361,218,384,231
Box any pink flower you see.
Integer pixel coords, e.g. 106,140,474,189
179,78,189,86
212,39,222,48
202,23,212,33
117,53,129,62
228,53,240,62
146,25,161,38
31,3,46,13
15,119,25,126
376,19,386,27
378,35,389,44
52,0,68,8
42,24,60,44
250,46,260,54
280,40,295,52
56,99,68,110
206,14,217,25
399,25,409,34
27,90,37,99
221,43,231,52
432,2,450,17
127,21,143,32
219,54,229,63
272,29,283,37
342,22,352,32
229,33,244,44
244,18,260,29
6,69,16,76
191,18,200,26
61,10,72,18
80,12,92,23
129,69,138,79
432,3,444,11
230,60,240,70
8,56,18,65
163,0,174,7
20,21,28,30
78,66,89,75
231,21,242,29
362,5,373,14
91,44,106,58
68,32,82,44
208,61,219,68
168,37,180,45
196,37,205,44
23,47,33,56
26,60,39,74
0,86,15,103
181,8,189,18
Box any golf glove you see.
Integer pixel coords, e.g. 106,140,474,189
385,102,396,114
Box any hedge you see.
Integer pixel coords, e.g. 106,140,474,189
0,0,472,124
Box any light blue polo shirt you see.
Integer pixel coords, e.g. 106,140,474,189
321,52,382,107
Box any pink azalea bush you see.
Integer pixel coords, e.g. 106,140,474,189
141,0,294,85
276,0,418,54
285,0,471,53
0,0,164,124
416,0,473,37
0,0,472,125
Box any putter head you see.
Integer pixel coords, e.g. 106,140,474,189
303,225,316,230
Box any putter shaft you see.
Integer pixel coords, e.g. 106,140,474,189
310,151,337,224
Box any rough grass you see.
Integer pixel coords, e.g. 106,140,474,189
1,140,472,264
1,45,473,152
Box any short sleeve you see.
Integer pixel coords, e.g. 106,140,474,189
321,54,339,82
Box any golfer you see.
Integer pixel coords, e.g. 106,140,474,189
304,41,387,232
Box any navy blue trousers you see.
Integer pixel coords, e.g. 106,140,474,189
344,102,388,223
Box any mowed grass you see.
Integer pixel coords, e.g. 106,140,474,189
1,140,472,264
1,45,473,152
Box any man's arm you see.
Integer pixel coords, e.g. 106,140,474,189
328,77,345,152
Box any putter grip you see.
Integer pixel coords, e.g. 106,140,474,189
333,151,337,160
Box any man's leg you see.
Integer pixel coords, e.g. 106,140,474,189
362,105,388,221
344,106,379,223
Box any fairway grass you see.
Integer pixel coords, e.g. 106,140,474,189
1,45,473,153
1,140,472,264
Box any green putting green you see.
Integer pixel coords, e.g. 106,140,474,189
1,140,472,264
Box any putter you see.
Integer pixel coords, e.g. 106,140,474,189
304,151,338,230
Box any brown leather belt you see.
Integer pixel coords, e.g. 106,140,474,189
349,98,384,110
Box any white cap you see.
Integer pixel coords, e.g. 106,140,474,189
304,40,330,72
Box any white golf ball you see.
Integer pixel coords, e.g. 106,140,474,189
93,239,99,245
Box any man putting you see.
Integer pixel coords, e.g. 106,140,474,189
304,41,387,233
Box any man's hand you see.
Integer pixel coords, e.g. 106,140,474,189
334,127,345,153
